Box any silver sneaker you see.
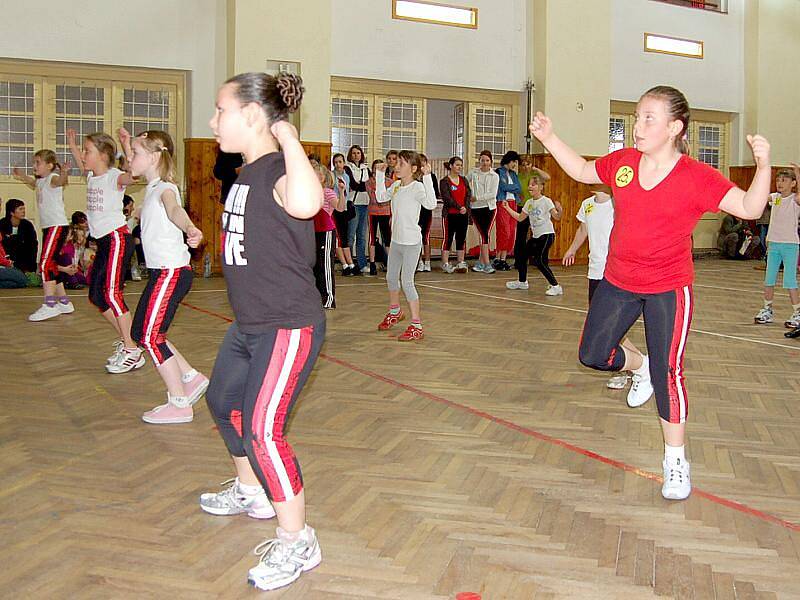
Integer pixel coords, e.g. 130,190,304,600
606,374,630,389
199,478,276,519
784,310,800,328
754,307,773,324
107,340,124,364
106,348,145,374
248,527,322,591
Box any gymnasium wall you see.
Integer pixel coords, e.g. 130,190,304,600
330,0,528,92
0,0,226,138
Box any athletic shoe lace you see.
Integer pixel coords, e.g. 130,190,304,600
665,460,685,484
253,539,297,568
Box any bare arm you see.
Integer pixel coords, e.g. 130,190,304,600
117,128,133,163
334,179,347,211
420,165,437,210
529,113,602,184
502,201,528,222
161,188,203,248
52,160,72,188
66,128,86,175
12,168,35,189
562,222,588,266
718,135,771,219
271,121,323,219
550,200,563,221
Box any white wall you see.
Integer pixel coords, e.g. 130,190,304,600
331,0,527,91
610,0,744,112
0,0,225,137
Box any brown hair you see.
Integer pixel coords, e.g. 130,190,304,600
85,133,117,167
479,150,493,162
225,72,304,124
776,168,796,181
347,145,365,165
385,150,398,159
134,130,176,182
398,150,423,180
641,85,690,154
34,149,59,174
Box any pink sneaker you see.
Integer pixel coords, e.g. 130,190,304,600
180,372,210,408
142,397,194,424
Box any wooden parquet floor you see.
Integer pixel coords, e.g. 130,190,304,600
1,259,798,599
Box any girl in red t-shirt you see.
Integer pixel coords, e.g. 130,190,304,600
439,156,473,273
530,85,771,501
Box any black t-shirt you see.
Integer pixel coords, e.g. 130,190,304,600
214,150,244,205
221,152,324,332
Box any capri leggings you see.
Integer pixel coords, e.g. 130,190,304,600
387,242,421,301
517,233,558,286
89,226,133,316
764,241,799,288
578,278,693,424
471,207,496,245
206,320,325,502
418,208,432,245
442,212,468,252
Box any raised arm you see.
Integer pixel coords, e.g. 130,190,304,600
52,160,72,188
12,168,35,189
562,222,588,266
419,164,437,210
529,112,602,184
373,162,391,204
271,121,323,219
117,128,133,163
334,178,347,211
161,188,203,248
718,135,771,219
66,128,86,175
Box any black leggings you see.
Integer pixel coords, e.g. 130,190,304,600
471,207,495,245
418,208,432,245
369,214,391,248
512,218,529,267
313,230,335,309
578,278,693,424
442,212,468,252
517,233,557,286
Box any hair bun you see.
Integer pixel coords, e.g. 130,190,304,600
275,73,304,114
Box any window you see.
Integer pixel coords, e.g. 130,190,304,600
0,59,186,183
453,103,464,159
644,33,704,59
0,79,37,175
469,103,511,166
650,0,727,13
608,114,633,153
392,0,478,29
331,95,372,159
689,122,726,171
376,97,424,158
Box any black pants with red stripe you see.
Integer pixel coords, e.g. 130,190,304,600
89,227,133,316
206,320,325,502
313,230,335,309
442,212,468,252
40,226,68,283
369,214,392,249
578,278,693,424
131,266,194,367
471,207,495,245
418,208,432,245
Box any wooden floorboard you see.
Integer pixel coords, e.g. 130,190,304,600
1,259,798,599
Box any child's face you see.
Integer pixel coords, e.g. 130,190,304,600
395,157,416,180
479,154,492,170
210,83,250,154
82,140,107,172
449,160,463,176
32,156,54,177
528,179,542,197
333,156,345,171
634,95,681,154
129,139,157,178
776,175,796,195
386,154,398,169
12,204,26,219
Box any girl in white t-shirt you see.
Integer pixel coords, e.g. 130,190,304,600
119,128,207,424
562,186,648,395
68,129,143,373
502,174,563,295
14,149,74,322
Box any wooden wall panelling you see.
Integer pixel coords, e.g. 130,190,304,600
729,165,786,192
184,139,334,275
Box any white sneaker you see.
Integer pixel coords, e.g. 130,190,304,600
506,280,529,290
784,310,800,328
441,263,455,274
57,301,75,314
28,304,61,322
200,478,276,519
661,457,691,500
754,307,773,324
545,284,563,296
106,347,145,374
606,374,630,389
423,262,431,272
482,263,495,274
472,262,485,272
455,261,469,273
417,260,425,272
131,262,142,281
248,526,322,591
627,357,653,408
107,340,124,365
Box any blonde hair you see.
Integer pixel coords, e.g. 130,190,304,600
85,133,117,167
314,163,334,189
135,130,176,182
34,149,58,174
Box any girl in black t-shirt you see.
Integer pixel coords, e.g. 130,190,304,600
203,71,326,593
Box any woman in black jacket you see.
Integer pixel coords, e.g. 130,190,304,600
0,199,38,273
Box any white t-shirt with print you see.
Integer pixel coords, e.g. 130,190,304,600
522,195,555,238
576,194,614,280
86,168,126,239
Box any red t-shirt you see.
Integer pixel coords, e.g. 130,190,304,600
594,148,734,293
447,177,467,214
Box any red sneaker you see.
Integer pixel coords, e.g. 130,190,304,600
377,310,405,330
398,325,424,341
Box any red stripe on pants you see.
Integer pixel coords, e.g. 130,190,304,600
106,230,127,317
440,215,449,252
142,270,179,366
667,286,692,424
250,327,313,502
39,226,62,282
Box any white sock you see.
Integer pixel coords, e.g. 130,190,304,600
181,369,198,383
348,263,355,269
664,443,685,462
633,354,649,376
277,524,311,544
237,479,263,496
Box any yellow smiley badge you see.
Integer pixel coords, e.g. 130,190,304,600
774,196,782,206
615,165,634,188
585,202,594,215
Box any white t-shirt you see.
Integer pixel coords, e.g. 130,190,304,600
86,168,126,239
522,195,556,238
36,173,68,229
766,192,800,244
140,179,191,269
576,194,614,280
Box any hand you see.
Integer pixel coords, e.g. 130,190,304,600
186,225,203,248
374,161,386,173
529,112,554,144
562,249,576,267
421,163,432,176
337,178,346,192
66,128,78,146
64,265,78,276
12,167,23,178
459,206,467,215
61,159,73,173
791,162,800,173
746,134,770,170
270,120,298,143
117,127,132,147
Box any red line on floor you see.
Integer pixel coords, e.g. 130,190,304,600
181,301,800,533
